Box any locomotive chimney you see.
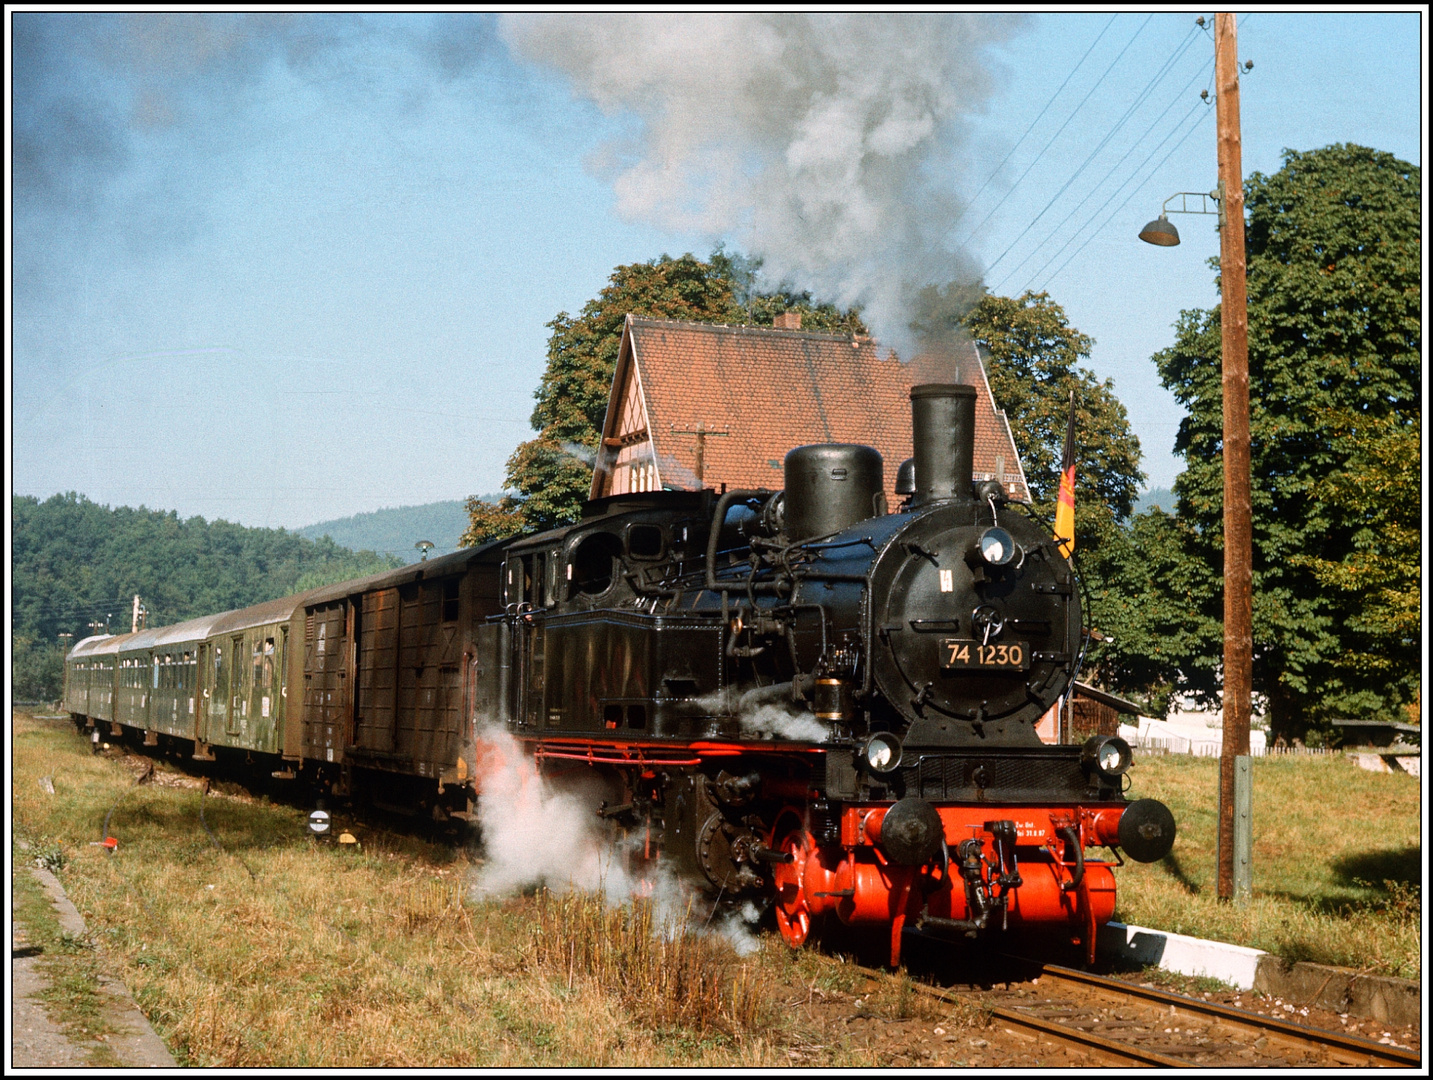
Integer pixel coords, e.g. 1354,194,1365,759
909,383,977,508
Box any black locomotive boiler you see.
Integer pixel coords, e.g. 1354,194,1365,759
65,382,1174,967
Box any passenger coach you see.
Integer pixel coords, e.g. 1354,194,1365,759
64,543,508,817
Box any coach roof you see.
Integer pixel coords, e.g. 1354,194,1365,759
298,537,509,608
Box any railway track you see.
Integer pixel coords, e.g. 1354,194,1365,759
855,961,1422,1068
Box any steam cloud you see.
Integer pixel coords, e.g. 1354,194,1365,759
694,689,831,743
736,702,830,743
469,725,629,895
468,725,763,954
500,12,1025,359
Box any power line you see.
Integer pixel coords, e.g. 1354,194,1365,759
991,14,1215,283
1009,56,1215,295
990,26,1206,293
1035,100,1215,291
951,13,1152,254
937,13,1118,258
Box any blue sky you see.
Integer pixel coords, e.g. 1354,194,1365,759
8,11,1424,532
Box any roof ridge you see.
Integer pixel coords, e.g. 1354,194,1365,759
627,315,873,344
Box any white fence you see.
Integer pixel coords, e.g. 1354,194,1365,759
1119,720,1269,758
1122,726,1420,775
1129,738,1343,759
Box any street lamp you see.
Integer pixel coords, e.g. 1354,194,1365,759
1141,13,1253,908
416,540,435,562
1138,191,1220,247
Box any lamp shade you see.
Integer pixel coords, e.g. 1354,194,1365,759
1139,214,1180,246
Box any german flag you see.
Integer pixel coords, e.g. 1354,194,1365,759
1054,390,1076,558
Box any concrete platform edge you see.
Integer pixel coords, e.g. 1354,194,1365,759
1098,920,1265,989
24,863,178,1068
1098,920,1420,1027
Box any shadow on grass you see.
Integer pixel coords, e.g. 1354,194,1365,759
1155,849,1201,896
1259,876,1421,923
1329,846,1420,891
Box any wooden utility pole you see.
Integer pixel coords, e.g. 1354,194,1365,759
670,421,730,486
1215,12,1253,904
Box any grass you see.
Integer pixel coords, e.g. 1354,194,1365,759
9,709,891,1067
13,707,1418,1067
529,888,768,1036
1116,751,1421,979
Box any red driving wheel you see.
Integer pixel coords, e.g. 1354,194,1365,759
771,826,815,949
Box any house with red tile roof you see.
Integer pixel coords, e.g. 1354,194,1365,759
590,314,1030,507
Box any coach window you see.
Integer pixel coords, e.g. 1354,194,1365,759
261,638,275,690
442,579,460,622
153,656,161,689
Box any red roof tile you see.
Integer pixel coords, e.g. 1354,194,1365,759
591,317,1029,506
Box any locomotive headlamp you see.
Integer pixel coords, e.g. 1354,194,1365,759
863,733,903,774
1081,735,1133,778
976,526,1017,567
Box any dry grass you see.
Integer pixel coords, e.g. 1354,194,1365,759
9,710,866,1067
15,707,1417,1068
1117,751,1421,979
529,889,767,1036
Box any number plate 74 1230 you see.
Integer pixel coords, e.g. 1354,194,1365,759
940,639,1030,671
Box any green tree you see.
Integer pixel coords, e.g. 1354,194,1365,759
962,290,1146,519
11,493,401,701
1295,409,1420,690
463,250,866,543
1139,145,1420,739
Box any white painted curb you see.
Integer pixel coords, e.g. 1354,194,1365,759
1098,921,1266,990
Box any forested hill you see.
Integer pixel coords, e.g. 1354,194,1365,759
297,499,484,560
11,493,401,700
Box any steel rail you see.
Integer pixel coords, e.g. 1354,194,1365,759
851,965,1187,1067
980,999,1190,1067
1033,963,1421,1068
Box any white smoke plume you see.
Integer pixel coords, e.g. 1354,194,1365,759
557,440,597,467
694,689,830,743
467,726,771,955
499,12,1024,359
740,702,830,743
469,725,631,896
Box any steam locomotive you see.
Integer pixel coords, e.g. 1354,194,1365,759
64,382,1174,967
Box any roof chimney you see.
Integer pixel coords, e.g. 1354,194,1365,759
772,311,802,330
